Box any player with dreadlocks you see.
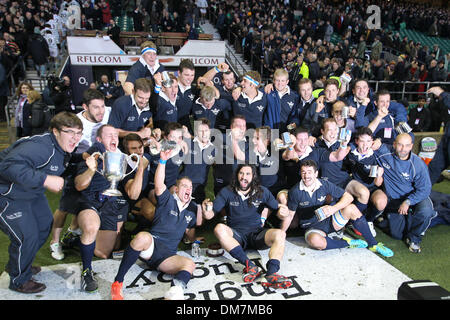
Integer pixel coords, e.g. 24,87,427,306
208,164,293,288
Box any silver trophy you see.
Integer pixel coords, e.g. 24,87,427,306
162,71,174,88
90,151,140,196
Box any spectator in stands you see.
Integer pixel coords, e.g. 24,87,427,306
14,81,34,138
26,89,49,135
97,74,117,107
50,75,75,114
407,96,432,133
427,86,450,185
28,30,50,78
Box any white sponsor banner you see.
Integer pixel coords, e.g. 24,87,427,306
70,55,225,67
0,238,411,300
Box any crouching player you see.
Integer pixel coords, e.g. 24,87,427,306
285,160,393,257
110,148,209,300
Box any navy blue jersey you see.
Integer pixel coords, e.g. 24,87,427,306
119,153,152,201
283,146,331,189
125,59,165,85
213,185,279,234
314,139,351,187
148,148,185,188
154,93,178,130
287,179,345,221
213,134,250,187
150,189,197,251
76,142,111,201
355,105,397,145
177,85,198,130
375,144,431,204
0,133,70,199
264,88,299,133
232,91,267,129
303,100,334,137
192,98,231,131
108,95,152,132
179,139,215,185
252,149,285,191
345,145,378,188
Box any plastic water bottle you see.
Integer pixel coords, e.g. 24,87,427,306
191,241,201,258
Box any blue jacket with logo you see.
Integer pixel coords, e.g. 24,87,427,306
0,133,70,199
375,144,431,204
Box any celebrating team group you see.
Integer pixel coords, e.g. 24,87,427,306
0,41,438,300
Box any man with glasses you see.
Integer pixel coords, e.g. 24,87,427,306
0,112,83,293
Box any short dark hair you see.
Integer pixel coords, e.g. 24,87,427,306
82,88,105,106
375,89,390,102
122,133,143,154
354,127,373,140
179,59,195,73
164,122,183,137
300,159,318,172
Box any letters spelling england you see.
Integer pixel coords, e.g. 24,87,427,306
126,258,311,300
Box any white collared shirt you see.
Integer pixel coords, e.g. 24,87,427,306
195,97,210,110
242,90,264,104
139,56,161,75
277,86,291,99
301,95,314,107
131,94,150,116
351,148,374,161
297,146,313,161
173,192,191,212
299,179,322,198
193,137,213,151
178,81,191,94
159,91,177,107
322,138,338,149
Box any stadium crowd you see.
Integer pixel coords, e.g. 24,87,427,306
0,0,449,300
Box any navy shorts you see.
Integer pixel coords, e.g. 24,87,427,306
58,187,82,215
78,194,129,231
299,215,337,235
142,236,177,270
232,227,269,251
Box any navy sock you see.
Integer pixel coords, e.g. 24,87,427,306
229,246,253,267
354,200,368,214
114,245,141,283
325,237,348,250
80,241,95,271
367,206,384,222
172,270,192,288
352,216,377,247
266,259,280,275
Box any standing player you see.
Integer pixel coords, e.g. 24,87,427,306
0,112,83,293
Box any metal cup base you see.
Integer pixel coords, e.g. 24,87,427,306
102,188,123,197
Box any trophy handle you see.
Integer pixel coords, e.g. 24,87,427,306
123,153,141,178
90,151,105,175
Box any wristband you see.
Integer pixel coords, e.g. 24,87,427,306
288,147,293,151
260,217,266,222
159,159,167,165
339,142,347,149
214,66,220,73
